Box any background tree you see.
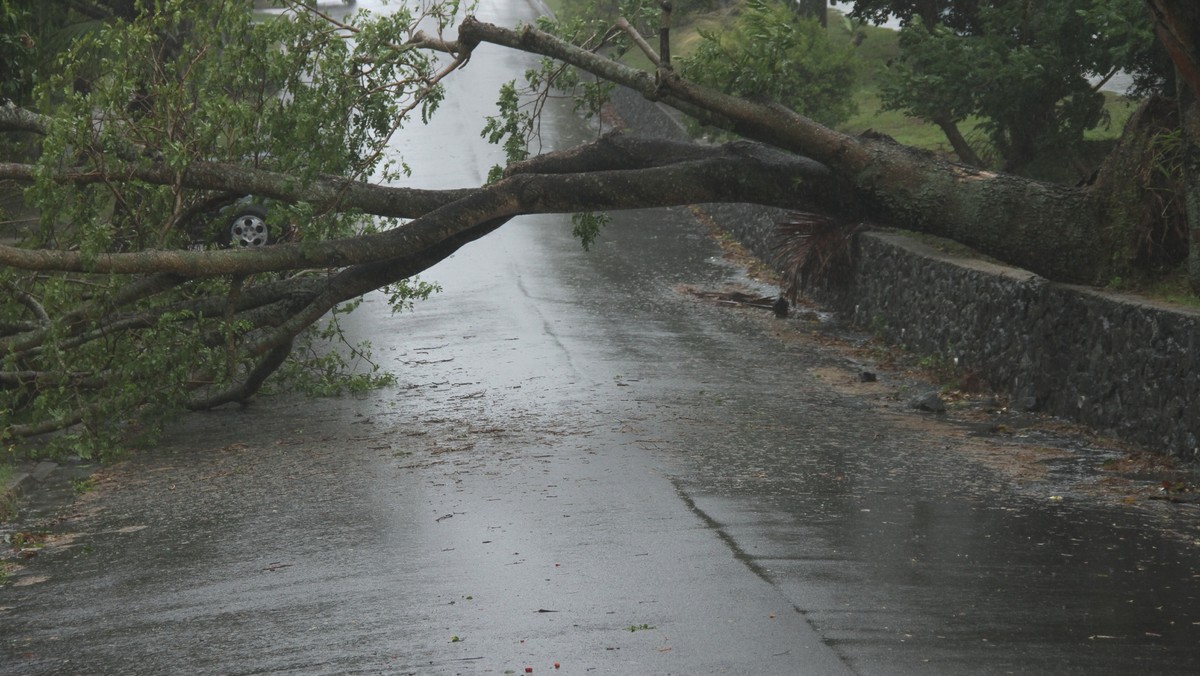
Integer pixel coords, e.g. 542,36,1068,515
680,0,856,128
852,0,1166,175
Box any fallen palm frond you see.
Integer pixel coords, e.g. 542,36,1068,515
772,212,865,302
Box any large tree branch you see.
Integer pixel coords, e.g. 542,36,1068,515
0,134,845,277
186,337,294,410
4,211,522,413
448,17,868,168
443,16,1114,284
4,410,85,439
0,102,51,134
184,215,513,407
0,272,313,358
0,159,470,220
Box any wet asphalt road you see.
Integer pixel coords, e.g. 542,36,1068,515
4,0,1200,674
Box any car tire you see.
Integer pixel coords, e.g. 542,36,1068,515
223,205,271,248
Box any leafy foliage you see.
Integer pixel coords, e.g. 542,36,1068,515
862,0,1164,172
0,0,459,459
383,277,442,315
571,211,610,251
679,0,857,128
274,304,396,399
0,1,78,107
482,81,534,183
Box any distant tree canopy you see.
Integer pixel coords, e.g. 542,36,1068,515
847,0,1171,173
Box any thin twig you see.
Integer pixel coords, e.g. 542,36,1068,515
615,18,660,67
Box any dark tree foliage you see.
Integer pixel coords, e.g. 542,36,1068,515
848,0,1171,173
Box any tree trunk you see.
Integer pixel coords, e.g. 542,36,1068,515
1180,78,1200,292
931,114,984,167
1147,0,1200,291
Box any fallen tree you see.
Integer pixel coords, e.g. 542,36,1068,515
0,0,1196,456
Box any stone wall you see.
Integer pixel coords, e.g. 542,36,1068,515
709,202,1200,462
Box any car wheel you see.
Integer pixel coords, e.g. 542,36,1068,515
224,206,270,247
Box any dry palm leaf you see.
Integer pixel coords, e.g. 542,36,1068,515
772,212,865,302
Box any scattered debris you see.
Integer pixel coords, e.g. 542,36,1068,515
910,391,947,413
1149,479,1199,503
685,289,781,311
